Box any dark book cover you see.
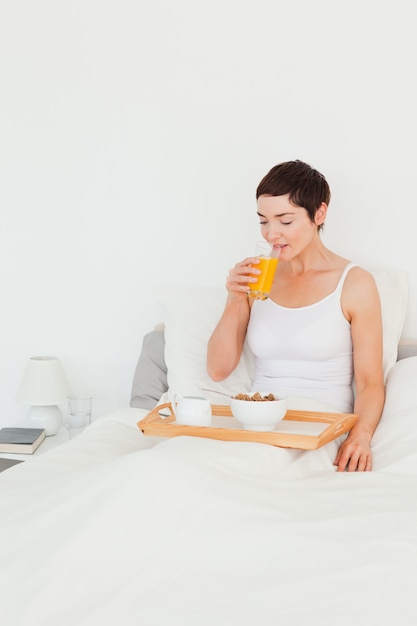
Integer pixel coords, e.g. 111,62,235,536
0,428,46,454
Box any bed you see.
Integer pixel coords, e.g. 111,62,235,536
1,271,417,626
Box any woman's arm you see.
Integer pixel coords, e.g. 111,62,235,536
207,297,251,381
335,268,385,471
207,255,260,381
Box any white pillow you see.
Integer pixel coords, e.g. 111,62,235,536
370,268,408,379
156,287,254,405
379,356,417,418
371,357,417,470
156,269,408,404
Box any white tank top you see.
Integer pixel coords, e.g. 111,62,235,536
246,263,356,413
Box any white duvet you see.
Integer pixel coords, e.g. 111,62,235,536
1,359,417,626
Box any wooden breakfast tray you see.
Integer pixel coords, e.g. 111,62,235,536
137,403,358,450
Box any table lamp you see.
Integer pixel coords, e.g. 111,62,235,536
16,356,71,436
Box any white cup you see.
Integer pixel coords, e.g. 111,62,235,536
173,395,212,427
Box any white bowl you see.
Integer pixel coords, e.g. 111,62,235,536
230,394,288,432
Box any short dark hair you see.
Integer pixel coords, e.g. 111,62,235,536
256,160,331,230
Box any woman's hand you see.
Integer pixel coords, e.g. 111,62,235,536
333,429,373,472
226,257,260,301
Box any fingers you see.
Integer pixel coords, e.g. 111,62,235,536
334,443,372,472
226,258,261,293
356,453,372,472
336,447,360,472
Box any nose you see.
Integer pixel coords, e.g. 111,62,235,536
263,222,284,243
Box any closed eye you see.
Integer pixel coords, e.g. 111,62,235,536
259,220,292,226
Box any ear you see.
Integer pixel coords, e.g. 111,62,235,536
314,202,328,226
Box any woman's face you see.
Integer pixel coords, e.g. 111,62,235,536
256,194,325,260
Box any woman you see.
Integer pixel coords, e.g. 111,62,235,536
207,160,385,472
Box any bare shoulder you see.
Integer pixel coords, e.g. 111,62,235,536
345,265,378,291
342,265,381,319
345,265,377,285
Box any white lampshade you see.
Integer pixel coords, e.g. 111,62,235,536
16,356,71,436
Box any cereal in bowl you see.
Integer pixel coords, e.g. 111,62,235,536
233,392,276,402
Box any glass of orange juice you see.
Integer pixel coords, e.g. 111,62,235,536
247,241,280,300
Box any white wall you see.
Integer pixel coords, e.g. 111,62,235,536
1,0,416,427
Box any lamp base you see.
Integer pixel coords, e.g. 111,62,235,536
27,405,63,436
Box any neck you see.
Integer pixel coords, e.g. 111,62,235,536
284,241,333,276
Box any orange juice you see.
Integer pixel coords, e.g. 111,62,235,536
248,256,279,300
